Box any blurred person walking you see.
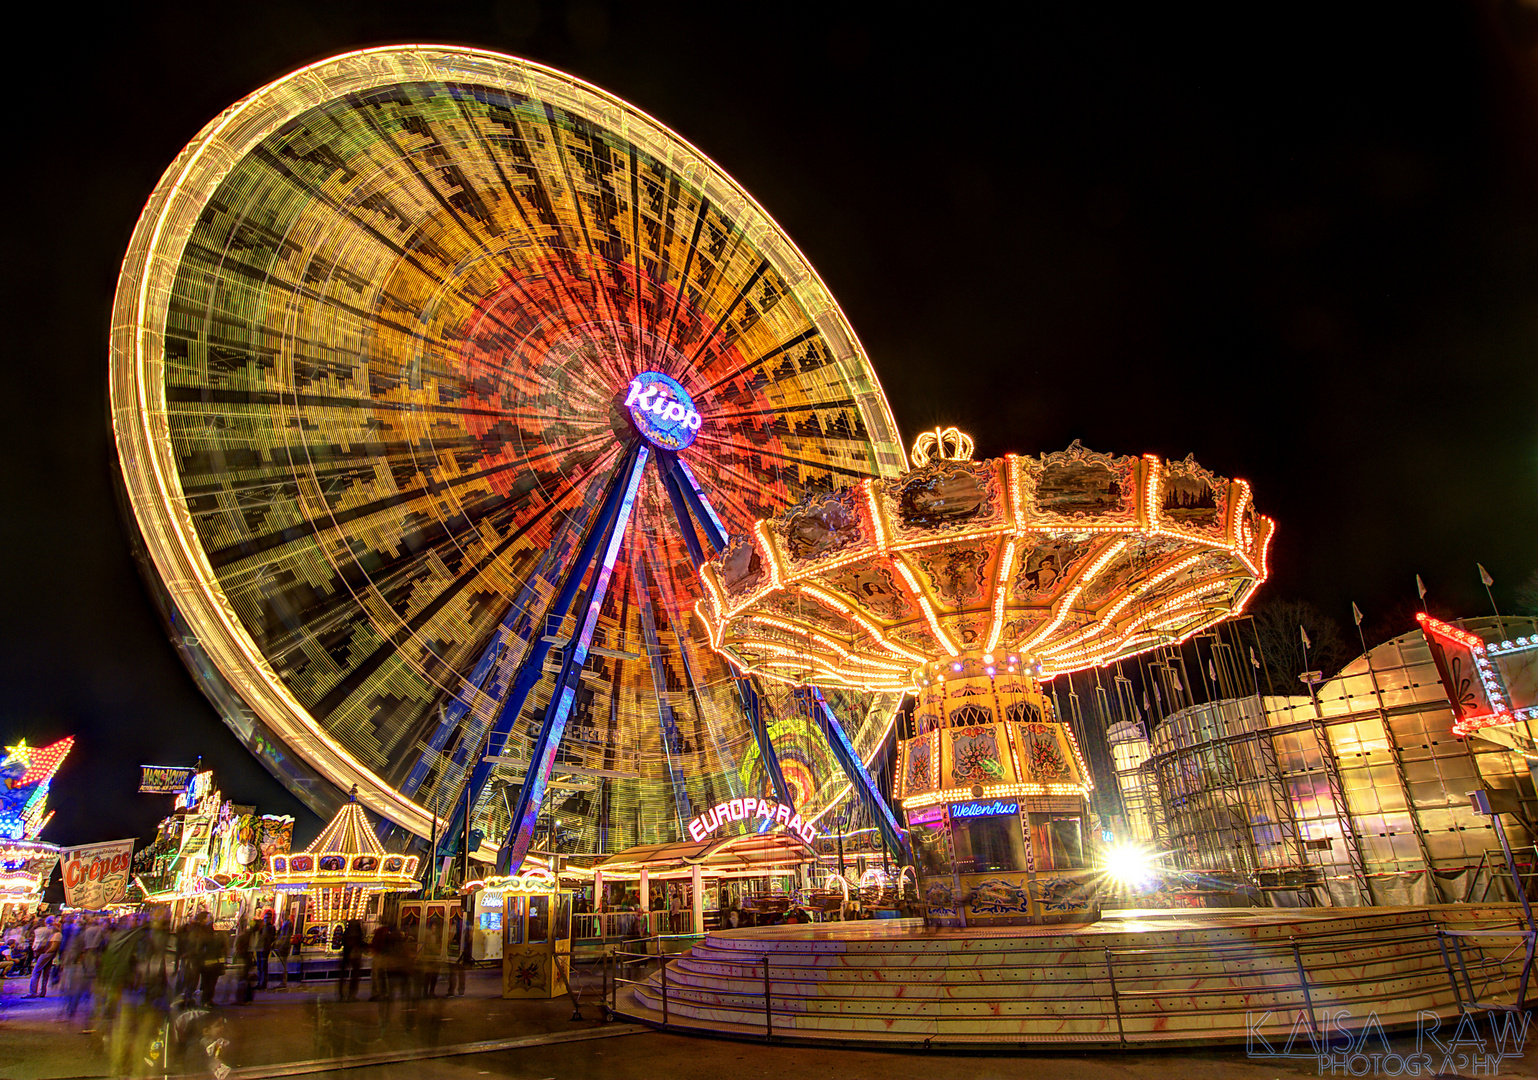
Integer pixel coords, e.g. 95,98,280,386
274,913,294,988
337,918,365,1001
368,921,394,1002
178,912,214,1006
26,917,61,997
255,911,276,989
447,914,471,997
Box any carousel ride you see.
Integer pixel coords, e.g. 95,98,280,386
698,429,1272,924
268,788,420,931
109,46,906,873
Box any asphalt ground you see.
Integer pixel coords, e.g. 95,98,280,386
0,966,1532,1080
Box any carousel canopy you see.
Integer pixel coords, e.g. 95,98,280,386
268,794,420,892
699,435,1273,690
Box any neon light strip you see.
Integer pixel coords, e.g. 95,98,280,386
1007,455,1026,532
893,557,958,656
506,445,650,872
797,585,927,663
902,782,1087,809
1017,539,1127,654
673,458,728,543
985,538,1018,654
865,480,889,552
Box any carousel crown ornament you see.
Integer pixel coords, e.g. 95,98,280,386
909,426,975,468
697,430,1272,925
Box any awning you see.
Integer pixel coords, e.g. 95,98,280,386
593,828,814,878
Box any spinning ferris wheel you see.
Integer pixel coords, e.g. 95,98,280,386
110,46,908,868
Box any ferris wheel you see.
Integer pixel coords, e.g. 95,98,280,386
110,46,908,868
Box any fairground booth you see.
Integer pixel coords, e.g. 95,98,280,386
133,766,295,929
0,737,71,922
590,815,823,937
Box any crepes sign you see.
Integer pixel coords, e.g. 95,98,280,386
60,839,135,908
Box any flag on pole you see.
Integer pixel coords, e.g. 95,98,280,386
1300,625,1312,649
1142,689,1150,711
1351,602,1363,627
1171,672,1183,694
1479,563,1494,588
1208,659,1219,683
1249,647,1260,669
1416,574,1427,600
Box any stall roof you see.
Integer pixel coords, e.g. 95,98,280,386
595,829,813,875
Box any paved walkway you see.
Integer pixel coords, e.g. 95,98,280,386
0,966,622,1079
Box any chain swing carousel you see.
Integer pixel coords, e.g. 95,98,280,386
698,428,1273,925
613,433,1538,1045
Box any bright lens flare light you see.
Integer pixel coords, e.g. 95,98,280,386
1102,842,1159,889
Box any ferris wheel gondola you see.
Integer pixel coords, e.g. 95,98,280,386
110,46,907,866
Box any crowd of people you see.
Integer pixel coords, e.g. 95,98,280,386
1,908,476,1074
0,909,244,1074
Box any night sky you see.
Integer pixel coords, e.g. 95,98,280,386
5,4,1537,852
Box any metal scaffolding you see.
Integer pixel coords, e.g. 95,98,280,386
1108,617,1538,908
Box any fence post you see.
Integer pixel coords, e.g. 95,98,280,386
1434,930,1464,1012
1449,935,1478,1006
1103,948,1126,1046
763,955,772,1040
661,956,668,1027
1289,936,1319,1042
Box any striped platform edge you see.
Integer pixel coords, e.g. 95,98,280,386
611,905,1534,1048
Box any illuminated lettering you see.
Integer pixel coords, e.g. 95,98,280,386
623,372,702,450
686,799,818,843
947,800,1021,819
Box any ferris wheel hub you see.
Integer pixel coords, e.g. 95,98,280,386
621,370,702,450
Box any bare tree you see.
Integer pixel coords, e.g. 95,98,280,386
1250,598,1351,689
1515,570,1538,617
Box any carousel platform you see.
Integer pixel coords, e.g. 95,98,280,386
612,905,1535,1048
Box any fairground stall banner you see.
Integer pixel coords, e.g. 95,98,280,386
60,839,135,909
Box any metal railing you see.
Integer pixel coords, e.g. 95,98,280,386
573,911,695,944
606,946,774,1038
600,912,1536,1043
1437,927,1536,1014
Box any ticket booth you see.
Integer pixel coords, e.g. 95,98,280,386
472,886,504,961
500,872,572,999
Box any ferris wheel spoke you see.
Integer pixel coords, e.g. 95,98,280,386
293,445,625,722
498,443,650,873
